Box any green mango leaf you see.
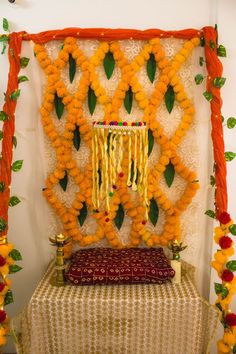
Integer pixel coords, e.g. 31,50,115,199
54,93,64,119
199,56,204,66
0,182,4,192
0,111,9,121
9,265,22,274
221,287,229,300
0,218,7,232
73,126,80,151
200,37,205,47
114,204,125,230
225,151,236,162
164,162,175,187
203,91,213,102
0,35,8,43
12,136,17,148
124,87,133,114
103,51,115,80
164,85,175,113
78,202,87,226
226,260,236,272
205,210,216,219
18,75,29,84
221,115,224,123
213,77,226,88
9,249,22,261
20,57,30,69
215,303,223,312
214,283,223,295
209,40,216,50
9,196,21,207
12,160,23,172
69,54,76,83
0,131,3,140
4,290,13,306
3,18,9,32
88,87,97,115
149,198,159,226
10,89,21,101
59,171,68,191
217,45,227,57
1,43,7,55
229,224,236,235
194,74,204,85
147,53,156,83
148,129,154,156
233,345,236,354
227,117,236,129
210,175,215,187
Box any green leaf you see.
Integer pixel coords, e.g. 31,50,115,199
98,168,102,188
9,48,14,57
59,171,68,191
221,287,229,300
164,162,175,188
73,126,80,151
200,37,205,47
205,209,216,219
114,204,125,230
194,74,204,85
148,129,154,156
12,160,23,172
9,249,22,261
4,290,13,306
103,51,115,80
229,224,236,235
215,303,223,312
226,260,236,272
54,93,64,119
225,151,236,162
0,182,4,192
199,57,204,66
233,345,236,354
214,283,223,295
10,194,21,207
10,89,21,101
124,87,133,114
12,136,17,148
149,198,159,226
0,131,2,140
146,53,156,83
1,43,7,55
88,87,97,115
164,85,175,113
0,218,7,232
203,91,213,102
3,18,9,32
69,54,76,83
9,265,22,274
213,77,226,88
210,175,215,187
9,196,21,207
0,35,8,43
0,111,9,121
20,57,30,69
221,115,224,123
217,45,227,57
18,75,29,84
130,160,139,185
227,117,236,129
78,202,87,227
209,40,216,50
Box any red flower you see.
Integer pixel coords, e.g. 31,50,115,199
0,256,6,267
0,283,5,293
219,236,233,249
0,310,6,323
225,313,236,327
221,269,234,282
218,212,231,224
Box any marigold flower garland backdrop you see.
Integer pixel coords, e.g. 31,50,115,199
0,25,235,353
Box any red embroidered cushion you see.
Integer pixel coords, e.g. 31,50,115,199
66,248,175,286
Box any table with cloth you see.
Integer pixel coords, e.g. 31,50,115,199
12,261,219,354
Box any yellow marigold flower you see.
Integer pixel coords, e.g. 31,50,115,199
0,244,13,258
223,332,235,346
214,251,227,264
0,265,9,277
191,37,200,46
184,41,194,51
217,340,230,353
0,335,6,346
59,51,69,62
175,54,186,64
222,247,234,257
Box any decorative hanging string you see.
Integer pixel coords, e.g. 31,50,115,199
92,121,149,216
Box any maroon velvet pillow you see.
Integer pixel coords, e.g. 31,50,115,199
66,248,175,286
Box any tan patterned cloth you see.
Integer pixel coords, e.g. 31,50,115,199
12,261,219,354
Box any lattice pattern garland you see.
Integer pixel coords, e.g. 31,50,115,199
35,36,200,254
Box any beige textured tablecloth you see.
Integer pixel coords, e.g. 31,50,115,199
12,261,219,354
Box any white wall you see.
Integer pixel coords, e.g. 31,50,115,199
0,0,235,353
